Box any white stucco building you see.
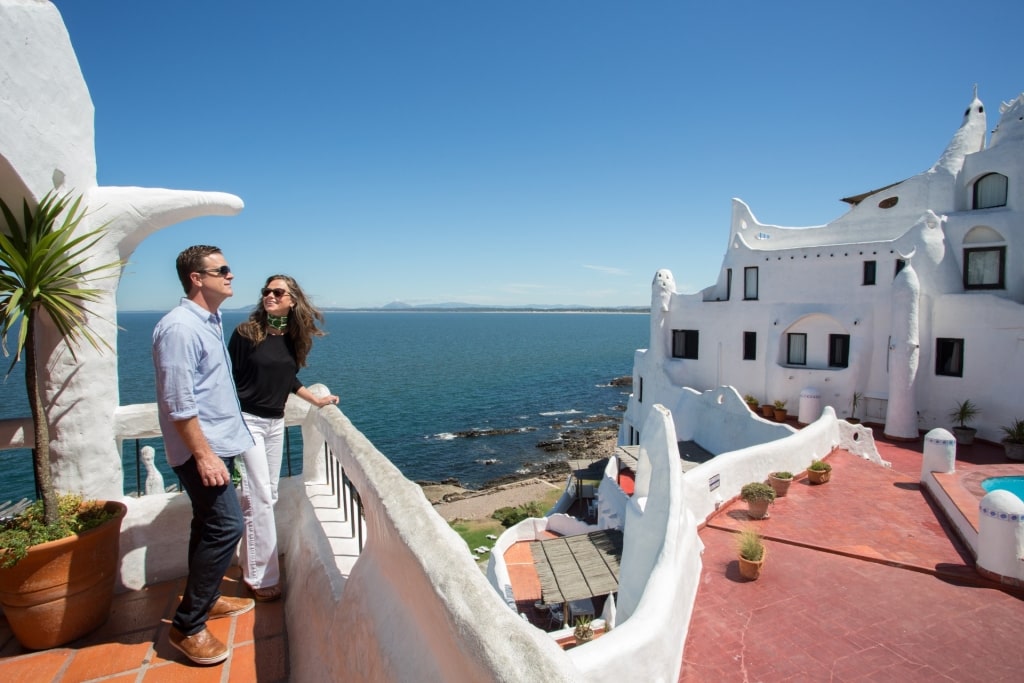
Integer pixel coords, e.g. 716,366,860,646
624,87,1024,446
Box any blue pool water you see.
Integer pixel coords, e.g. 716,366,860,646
981,476,1024,500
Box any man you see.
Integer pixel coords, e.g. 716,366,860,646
152,245,255,665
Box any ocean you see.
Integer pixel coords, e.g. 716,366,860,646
0,311,648,500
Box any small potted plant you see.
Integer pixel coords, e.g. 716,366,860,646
848,391,863,424
573,615,594,643
807,459,832,485
735,527,766,580
740,481,776,519
744,394,759,413
768,471,794,497
760,402,775,419
949,399,980,445
772,399,788,422
1000,419,1024,461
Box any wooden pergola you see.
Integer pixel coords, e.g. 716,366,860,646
529,528,623,607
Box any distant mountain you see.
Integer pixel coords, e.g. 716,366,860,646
335,301,647,313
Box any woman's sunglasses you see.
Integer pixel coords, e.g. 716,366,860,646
261,288,290,298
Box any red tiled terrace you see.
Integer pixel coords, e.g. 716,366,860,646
2,426,1023,681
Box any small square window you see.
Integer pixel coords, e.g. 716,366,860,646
672,330,699,359
935,338,964,377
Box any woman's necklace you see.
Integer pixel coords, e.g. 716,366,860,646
267,314,288,332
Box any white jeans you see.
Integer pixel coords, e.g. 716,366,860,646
239,412,283,589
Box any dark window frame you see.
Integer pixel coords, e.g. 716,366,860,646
743,267,758,301
743,331,756,361
671,329,699,360
972,172,1008,210
828,334,850,368
963,246,1006,290
863,260,876,286
786,333,807,366
935,338,964,377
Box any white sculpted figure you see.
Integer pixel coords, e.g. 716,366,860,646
0,1,243,500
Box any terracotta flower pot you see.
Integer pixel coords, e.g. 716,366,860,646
773,409,788,423
738,547,767,580
768,473,793,497
746,499,771,519
0,501,126,649
760,405,775,419
807,468,831,485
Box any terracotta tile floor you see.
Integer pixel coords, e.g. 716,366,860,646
683,430,1024,682
0,565,287,682
4,428,1023,681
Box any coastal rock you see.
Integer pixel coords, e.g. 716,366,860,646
453,427,537,438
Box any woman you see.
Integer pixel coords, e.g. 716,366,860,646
228,274,339,601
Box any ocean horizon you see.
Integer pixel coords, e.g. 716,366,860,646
0,311,649,501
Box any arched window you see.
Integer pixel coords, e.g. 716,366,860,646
972,173,1008,209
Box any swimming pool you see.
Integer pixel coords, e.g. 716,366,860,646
981,475,1024,500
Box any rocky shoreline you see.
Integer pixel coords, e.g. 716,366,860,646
417,374,630,507
418,418,622,506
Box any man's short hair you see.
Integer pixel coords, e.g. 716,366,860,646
175,245,222,294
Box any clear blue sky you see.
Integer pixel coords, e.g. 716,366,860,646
52,0,1023,311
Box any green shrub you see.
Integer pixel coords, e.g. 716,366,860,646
1000,419,1024,444
491,501,546,527
735,527,764,562
0,494,116,568
771,471,793,480
740,482,776,503
808,459,832,472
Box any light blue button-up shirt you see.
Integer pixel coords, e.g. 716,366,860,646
152,298,253,467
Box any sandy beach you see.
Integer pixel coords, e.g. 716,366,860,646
424,425,619,522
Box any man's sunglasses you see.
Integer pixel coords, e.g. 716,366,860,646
197,265,232,277
261,288,290,298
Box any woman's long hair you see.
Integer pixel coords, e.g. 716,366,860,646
237,274,326,367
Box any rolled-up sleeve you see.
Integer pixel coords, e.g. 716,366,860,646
153,321,200,421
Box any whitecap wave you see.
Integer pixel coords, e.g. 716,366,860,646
434,432,457,441
539,409,582,417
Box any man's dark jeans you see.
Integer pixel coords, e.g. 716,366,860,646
171,455,244,635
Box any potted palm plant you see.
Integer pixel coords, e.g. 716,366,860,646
949,399,980,445
573,615,594,643
740,481,776,519
848,391,863,424
1000,419,1024,461
735,527,766,580
0,191,126,649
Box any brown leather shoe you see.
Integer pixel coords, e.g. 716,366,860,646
208,595,255,620
169,626,229,665
250,584,282,602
